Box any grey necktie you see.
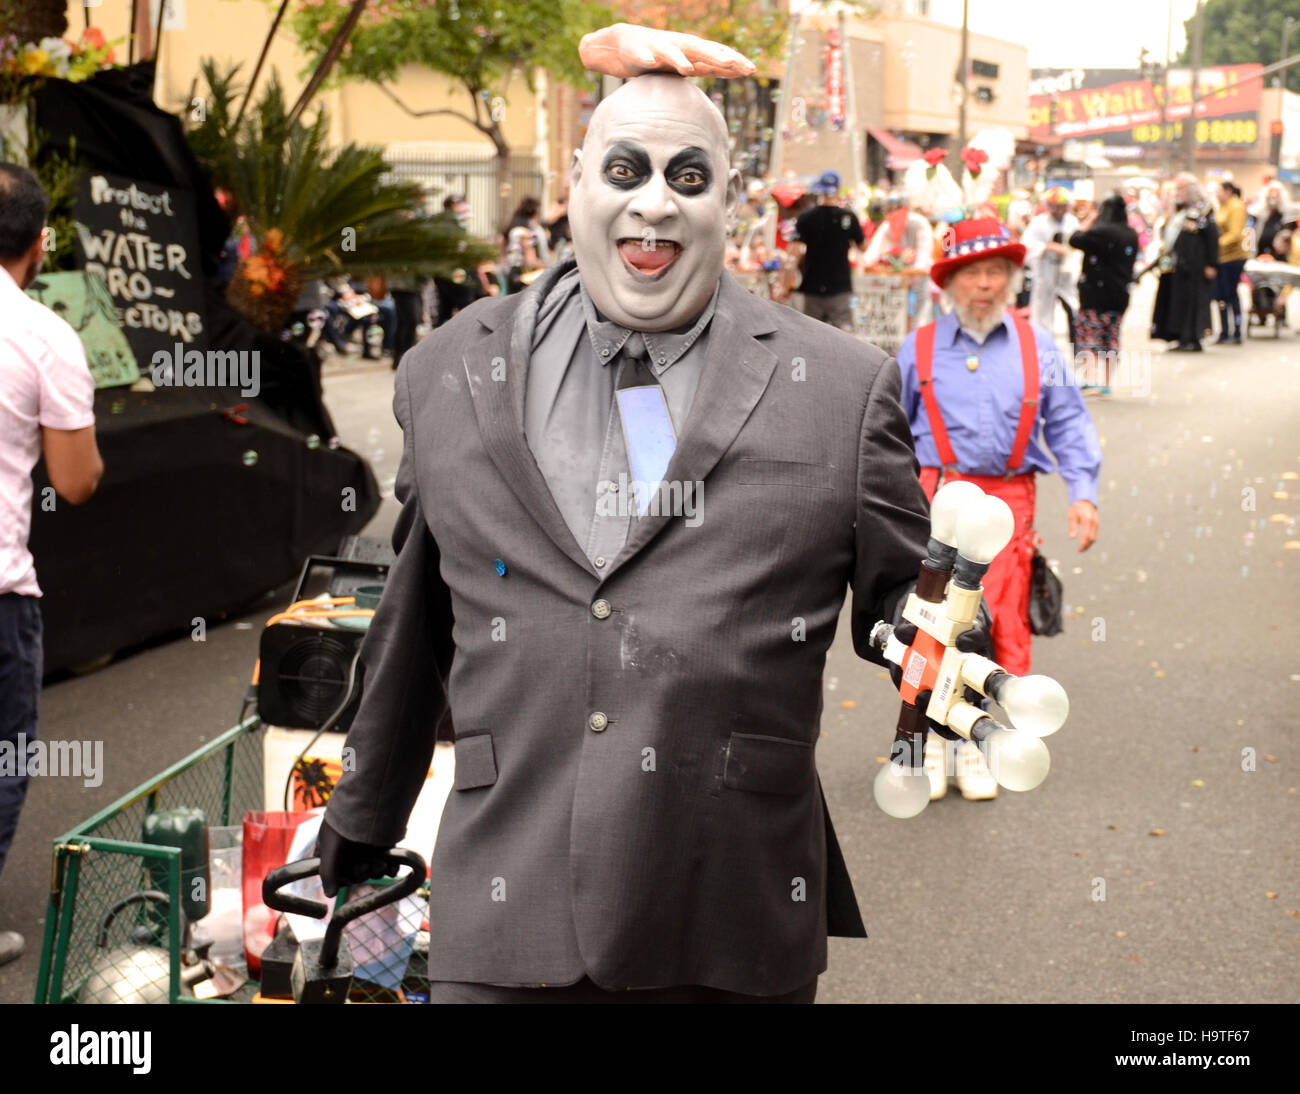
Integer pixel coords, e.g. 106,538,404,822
615,333,676,516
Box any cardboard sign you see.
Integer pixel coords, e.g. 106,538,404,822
855,274,910,356
75,170,207,365
24,270,140,389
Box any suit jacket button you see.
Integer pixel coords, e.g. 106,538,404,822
591,599,611,619
588,712,608,732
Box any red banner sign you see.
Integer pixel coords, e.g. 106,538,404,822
826,29,844,124
1028,65,1263,147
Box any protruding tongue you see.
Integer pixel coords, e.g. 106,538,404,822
619,240,677,272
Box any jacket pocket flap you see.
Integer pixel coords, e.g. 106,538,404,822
735,458,832,489
452,732,498,790
723,733,814,795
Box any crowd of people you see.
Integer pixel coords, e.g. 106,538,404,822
255,161,1300,383
718,167,1300,387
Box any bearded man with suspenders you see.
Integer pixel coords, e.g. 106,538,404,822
895,217,1102,801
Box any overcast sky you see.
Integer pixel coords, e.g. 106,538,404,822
924,0,1203,68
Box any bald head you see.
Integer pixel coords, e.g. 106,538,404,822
569,73,742,332
583,74,730,166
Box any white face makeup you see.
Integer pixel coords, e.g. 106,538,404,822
569,75,742,332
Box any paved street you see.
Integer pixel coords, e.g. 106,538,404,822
1,288,1295,1004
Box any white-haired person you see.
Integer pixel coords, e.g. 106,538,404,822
1150,173,1218,352
1021,188,1079,345
1250,180,1294,261
894,217,1102,800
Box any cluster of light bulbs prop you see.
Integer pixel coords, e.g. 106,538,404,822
868,481,1070,818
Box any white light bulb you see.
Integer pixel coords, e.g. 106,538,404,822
981,728,1051,792
955,495,1015,564
929,480,984,546
1000,675,1069,737
872,759,932,818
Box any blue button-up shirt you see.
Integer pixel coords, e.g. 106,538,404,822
895,311,1102,506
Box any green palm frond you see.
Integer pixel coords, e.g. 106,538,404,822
189,63,493,287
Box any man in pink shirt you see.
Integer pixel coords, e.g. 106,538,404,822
0,164,103,968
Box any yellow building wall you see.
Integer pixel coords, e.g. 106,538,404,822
66,1,544,154
880,14,1027,137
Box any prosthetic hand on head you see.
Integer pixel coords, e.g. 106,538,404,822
579,22,756,78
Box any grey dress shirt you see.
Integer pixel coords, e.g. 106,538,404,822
523,267,719,568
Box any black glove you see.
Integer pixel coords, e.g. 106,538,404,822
890,598,993,678
316,818,400,898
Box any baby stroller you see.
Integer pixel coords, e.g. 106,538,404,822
1243,258,1300,338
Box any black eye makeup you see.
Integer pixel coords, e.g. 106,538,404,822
602,142,651,188
599,141,714,194
665,148,712,193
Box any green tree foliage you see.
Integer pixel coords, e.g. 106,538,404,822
189,60,493,330
0,121,84,272
0,0,67,43
1177,0,1300,94
278,0,614,230
280,0,612,158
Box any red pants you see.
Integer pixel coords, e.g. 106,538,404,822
919,469,1037,676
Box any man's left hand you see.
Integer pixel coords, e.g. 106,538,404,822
1204,265,1216,280
1068,500,1099,552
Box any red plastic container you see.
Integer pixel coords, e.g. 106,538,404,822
241,811,314,978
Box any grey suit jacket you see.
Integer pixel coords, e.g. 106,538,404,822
324,259,932,995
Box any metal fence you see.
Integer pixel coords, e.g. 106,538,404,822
35,716,433,1004
385,151,547,242
35,717,265,1004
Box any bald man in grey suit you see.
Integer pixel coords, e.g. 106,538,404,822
318,71,935,1003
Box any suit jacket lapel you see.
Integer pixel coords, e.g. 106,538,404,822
463,266,780,579
608,272,779,575
463,263,596,574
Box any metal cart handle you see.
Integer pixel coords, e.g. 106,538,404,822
262,848,428,971
261,849,427,922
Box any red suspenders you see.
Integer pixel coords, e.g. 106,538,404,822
915,314,1040,478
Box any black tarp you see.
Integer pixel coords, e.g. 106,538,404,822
25,64,379,671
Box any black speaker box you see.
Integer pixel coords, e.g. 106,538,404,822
257,622,366,732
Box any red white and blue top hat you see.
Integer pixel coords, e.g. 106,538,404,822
929,216,1026,289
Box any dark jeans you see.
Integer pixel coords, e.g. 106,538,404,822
1215,259,1246,337
390,290,422,368
325,303,390,358
0,593,42,881
425,974,818,1004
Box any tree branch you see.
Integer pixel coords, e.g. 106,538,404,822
288,0,369,127
235,0,292,130
377,83,486,132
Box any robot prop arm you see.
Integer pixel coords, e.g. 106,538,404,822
867,481,1070,818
